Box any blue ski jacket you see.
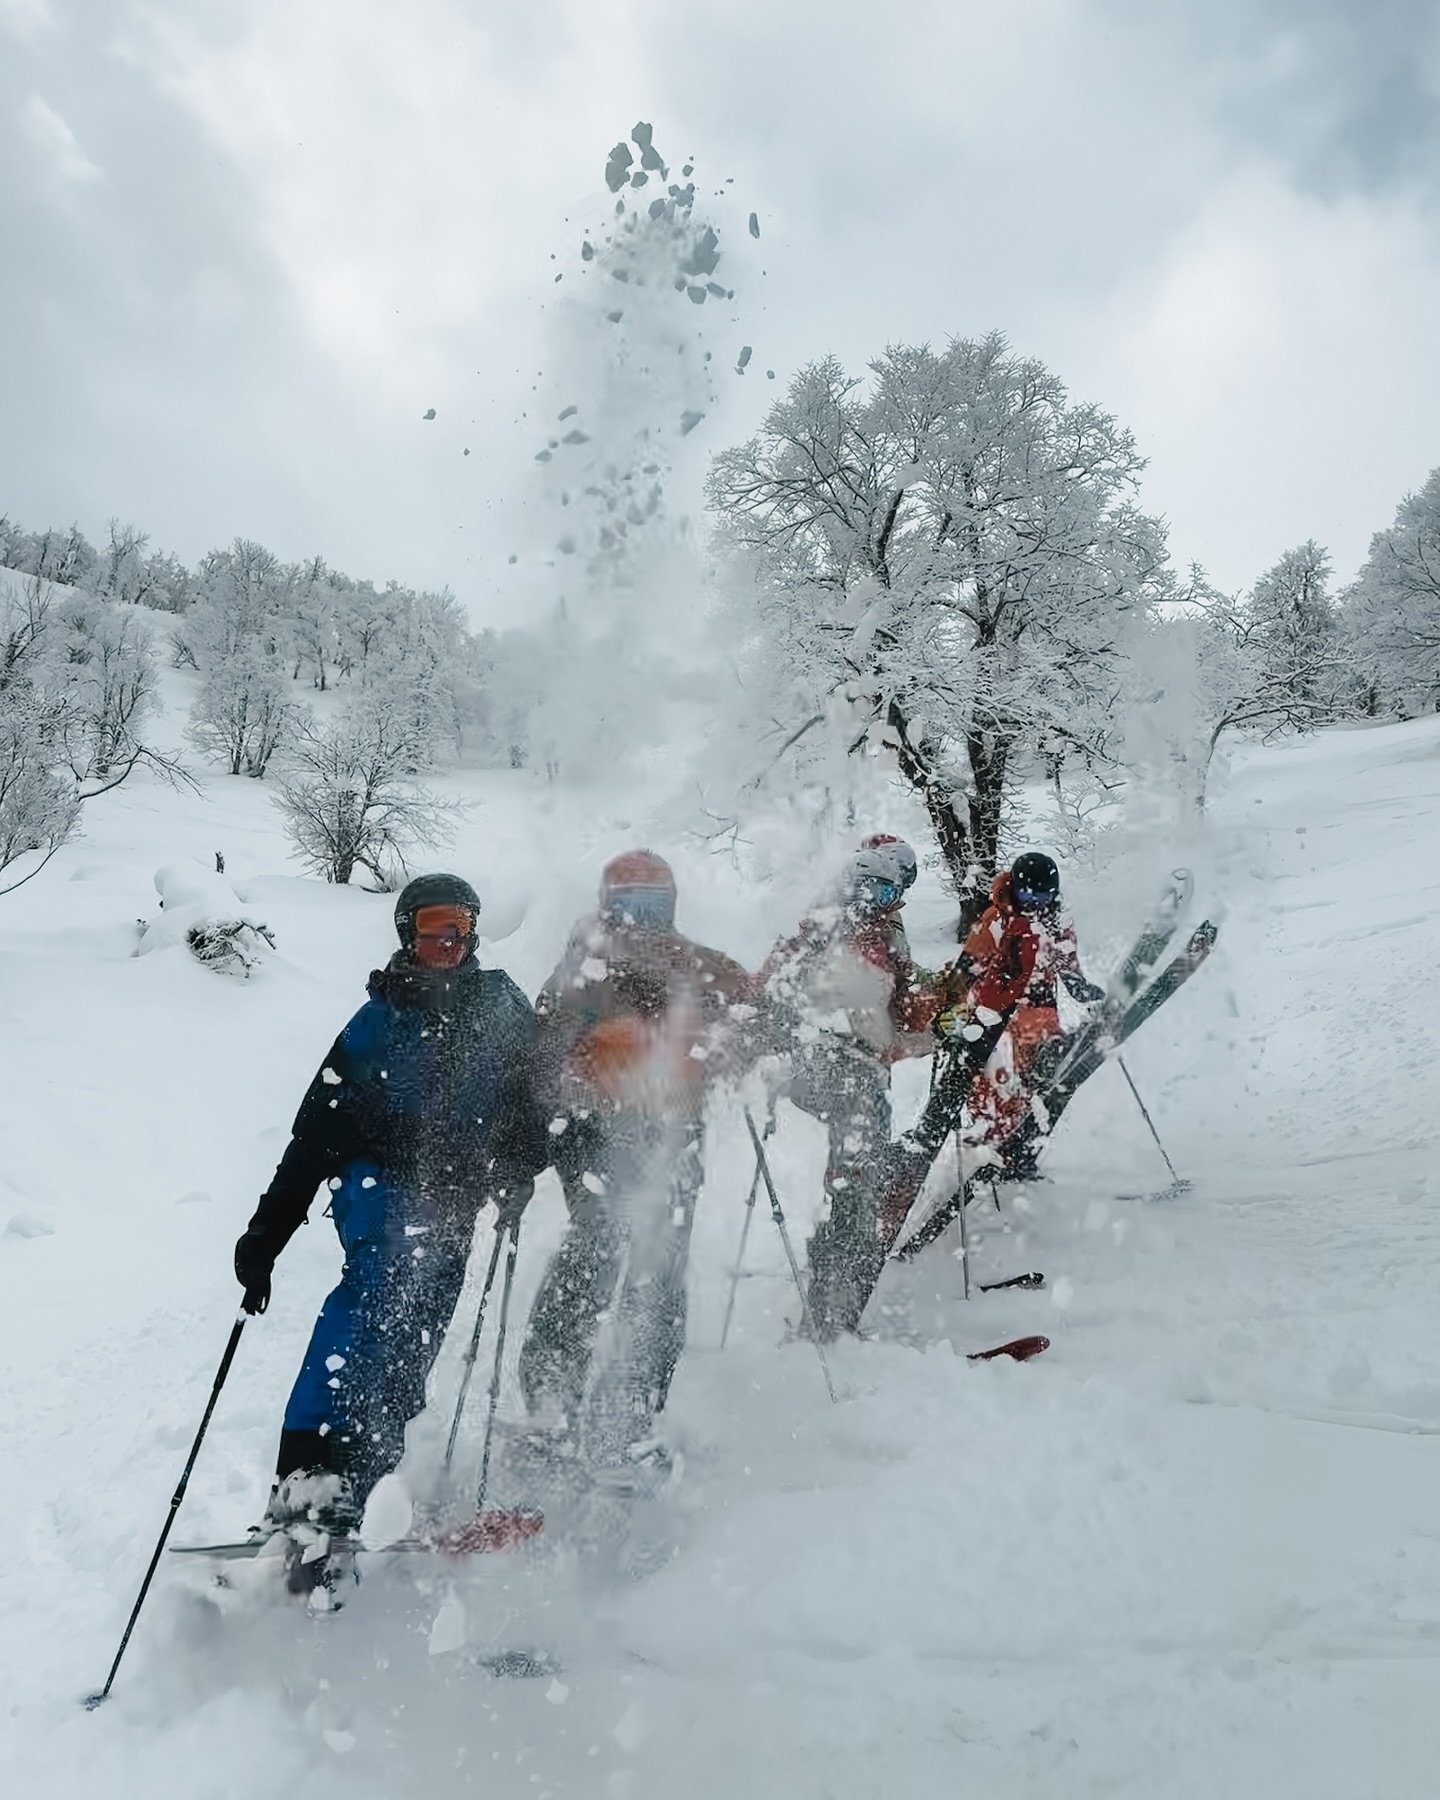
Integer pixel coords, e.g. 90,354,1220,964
245,955,552,1266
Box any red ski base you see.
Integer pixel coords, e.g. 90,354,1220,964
418,1508,545,1554
967,1334,1050,1364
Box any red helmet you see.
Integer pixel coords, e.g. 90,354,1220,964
860,832,918,890
599,849,676,928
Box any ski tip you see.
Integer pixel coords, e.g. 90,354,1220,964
1117,1179,1192,1203
430,1507,545,1555
473,1649,559,1679
967,1333,1051,1364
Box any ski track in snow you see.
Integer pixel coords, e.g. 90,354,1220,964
2,709,1438,1799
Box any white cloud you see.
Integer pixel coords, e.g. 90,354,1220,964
1,0,1435,623
0,0,54,41
18,92,103,182
1067,170,1440,588
117,0,658,406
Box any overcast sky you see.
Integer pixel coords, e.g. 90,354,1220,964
2,0,1437,624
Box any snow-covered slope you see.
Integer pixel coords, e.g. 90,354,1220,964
2,715,1437,1800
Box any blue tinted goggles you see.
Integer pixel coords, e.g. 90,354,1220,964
1013,884,1054,912
606,886,675,926
857,876,903,911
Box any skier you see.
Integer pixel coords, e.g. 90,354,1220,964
876,849,1096,1245
517,850,753,1456
232,873,550,1567
759,838,939,1338
950,851,1104,1180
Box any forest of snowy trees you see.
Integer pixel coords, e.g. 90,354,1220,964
709,336,1440,922
0,518,553,890
2,371,1438,902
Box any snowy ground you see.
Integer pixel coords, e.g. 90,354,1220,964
2,704,1438,1800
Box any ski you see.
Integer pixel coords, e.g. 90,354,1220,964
976,1270,1046,1292
471,1650,561,1680
1043,871,1193,1096
1029,919,1218,1137
895,1172,984,1262
897,920,1219,1263
171,1506,544,1562
1112,869,1192,1008
967,1334,1050,1363
1117,1178,1192,1203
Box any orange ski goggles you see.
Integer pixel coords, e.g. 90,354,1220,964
411,903,476,968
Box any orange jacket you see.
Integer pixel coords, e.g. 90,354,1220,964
536,916,754,1115
955,872,1095,1018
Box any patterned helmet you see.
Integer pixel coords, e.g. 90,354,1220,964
860,832,918,890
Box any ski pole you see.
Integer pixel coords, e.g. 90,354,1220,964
443,1223,508,1469
1115,1056,1181,1185
719,1103,776,1350
742,1106,838,1405
85,1314,246,1710
476,1217,522,1512
957,1150,973,1301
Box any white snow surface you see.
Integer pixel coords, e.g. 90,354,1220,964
2,711,1438,1798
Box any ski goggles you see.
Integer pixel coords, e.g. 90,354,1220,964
605,886,675,927
856,875,903,912
411,903,476,965
1013,885,1055,913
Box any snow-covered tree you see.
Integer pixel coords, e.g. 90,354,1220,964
1342,467,1440,716
142,549,196,615
185,540,301,776
1187,544,1352,797
52,591,159,782
334,579,399,679
290,556,341,691
97,521,156,608
0,520,98,588
0,580,81,890
355,587,465,769
708,334,1175,923
1,574,183,894
273,704,458,886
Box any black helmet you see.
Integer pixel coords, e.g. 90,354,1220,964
394,872,481,957
1009,852,1060,912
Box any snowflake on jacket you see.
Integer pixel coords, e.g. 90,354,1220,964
535,915,757,1117
761,901,939,1064
245,955,552,1264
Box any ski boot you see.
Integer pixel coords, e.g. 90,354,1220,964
259,1470,361,1610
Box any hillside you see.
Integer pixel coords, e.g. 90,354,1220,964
1,702,1437,1800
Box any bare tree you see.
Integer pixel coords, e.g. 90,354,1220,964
273,706,460,886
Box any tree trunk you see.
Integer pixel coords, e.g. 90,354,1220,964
964,727,1010,914
886,697,982,938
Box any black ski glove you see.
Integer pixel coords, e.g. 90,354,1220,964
234,1227,277,1315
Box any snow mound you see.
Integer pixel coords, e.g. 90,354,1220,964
139,862,278,976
